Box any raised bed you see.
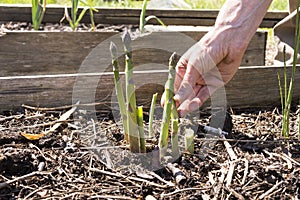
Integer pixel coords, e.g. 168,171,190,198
0,28,269,112
0,5,299,112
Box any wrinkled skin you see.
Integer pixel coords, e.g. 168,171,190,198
162,0,273,117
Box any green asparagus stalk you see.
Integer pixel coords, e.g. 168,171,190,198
171,98,179,158
137,106,146,153
171,118,179,158
148,93,158,138
159,52,177,160
123,30,140,153
110,41,129,142
184,128,194,154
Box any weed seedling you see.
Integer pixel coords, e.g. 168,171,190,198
139,0,166,33
32,0,46,30
63,0,88,31
277,0,300,138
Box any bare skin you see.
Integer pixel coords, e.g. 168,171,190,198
162,0,273,117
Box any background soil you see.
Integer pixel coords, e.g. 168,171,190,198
0,105,299,200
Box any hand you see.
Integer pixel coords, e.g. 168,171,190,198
161,0,272,117
171,27,246,117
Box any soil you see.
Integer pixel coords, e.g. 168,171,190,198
0,104,299,200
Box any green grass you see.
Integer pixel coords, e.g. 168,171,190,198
0,0,289,10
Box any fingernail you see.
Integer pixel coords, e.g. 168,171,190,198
174,94,179,101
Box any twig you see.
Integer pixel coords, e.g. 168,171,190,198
91,118,97,146
160,187,211,198
226,161,235,187
194,137,300,143
89,168,171,188
0,171,51,189
149,171,175,187
226,187,245,200
258,180,284,199
43,102,78,135
23,184,51,200
89,195,135,200
263,150,294,169
223,138,237,160
29,143,52,162
0,114,23,122
241,159,249,185
104,149,114,169
16,120,71,130
281,152,300,166
214,167,226,198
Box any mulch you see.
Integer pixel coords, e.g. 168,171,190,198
0,104,299,200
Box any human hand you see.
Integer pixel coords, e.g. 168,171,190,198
169,28,245,117
161,0,272,117
160,24,250,117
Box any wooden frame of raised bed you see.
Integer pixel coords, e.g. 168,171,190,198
0,5,299,112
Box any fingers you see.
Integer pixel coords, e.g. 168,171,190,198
177,85,210,117
176,70,225,117
174,60,200,106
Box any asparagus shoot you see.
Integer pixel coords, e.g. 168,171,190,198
110,41,129,142
158,52,177,160
123,30,140,153
149,93,158,138
137,106,146,153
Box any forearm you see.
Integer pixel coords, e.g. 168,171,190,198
215,0,273,42
197,0,273,65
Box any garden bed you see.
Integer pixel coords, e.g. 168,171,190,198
0,5,299,200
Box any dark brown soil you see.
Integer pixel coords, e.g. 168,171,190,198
0,21,137,32
0,104,299,200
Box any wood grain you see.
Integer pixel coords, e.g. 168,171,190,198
0,66,299,112
0,31,266,77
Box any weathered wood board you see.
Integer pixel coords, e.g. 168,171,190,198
0,5,288,28
0,30,266,77
0,66,299,112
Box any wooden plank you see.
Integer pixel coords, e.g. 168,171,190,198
0,66,299,112
0,31,266,77
0,5,288,28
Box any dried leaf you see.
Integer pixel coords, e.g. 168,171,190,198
20,132,45,140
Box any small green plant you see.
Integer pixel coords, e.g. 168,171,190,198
81,0,98,31
158,52,179,161
139,0,166,33
110,41,129,142
123,31,141,153
110,35,181,156
277,0,300,138
148,93,158,138
137,106,146,153
110,31,146,153
63,0,88,31
184,128,194,154
32,0,46,30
